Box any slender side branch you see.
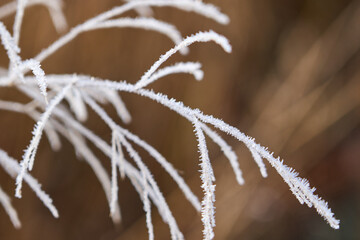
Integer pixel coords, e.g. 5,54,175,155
193,117,216,240
0,186,21,229
15,81,74,198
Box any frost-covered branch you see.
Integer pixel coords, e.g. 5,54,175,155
0,149,58,218
136,31,231,90
0,186,21,229
35,0,228,63
75,77,340,230
193,117,216,240
135,61,203,89
0,0,340,238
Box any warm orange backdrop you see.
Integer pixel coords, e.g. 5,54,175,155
0,0,359,239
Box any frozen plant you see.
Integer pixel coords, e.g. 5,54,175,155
0,0,339,239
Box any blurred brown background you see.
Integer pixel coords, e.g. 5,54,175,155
0,0,359,239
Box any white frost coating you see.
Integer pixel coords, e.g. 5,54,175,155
78,78,340,230
248,144,268,178
39,114,122,223
27,111,62,151
0,0,340,235
0,186,21,229
197,111,340,230
49,105,160,225
56,99,174,229
119,127,201,212
72,89,199,213
0,23,47,91
82,94,183,240
125,161,168,224
200,123,244,185
21,59,47,101
125,160,185,227
135,62,203,89
52,107,164,226
0,22,21,68
82,93,153,219
116,133,184,240
139,31,231,88
88,17,188,55
261,154,340,229
35,0,228,63
16,82,74,198
0,149,59,218
103,0,229,25
50,73,339,231
193,117,215,240
117,134,154,240
64,86,131,124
